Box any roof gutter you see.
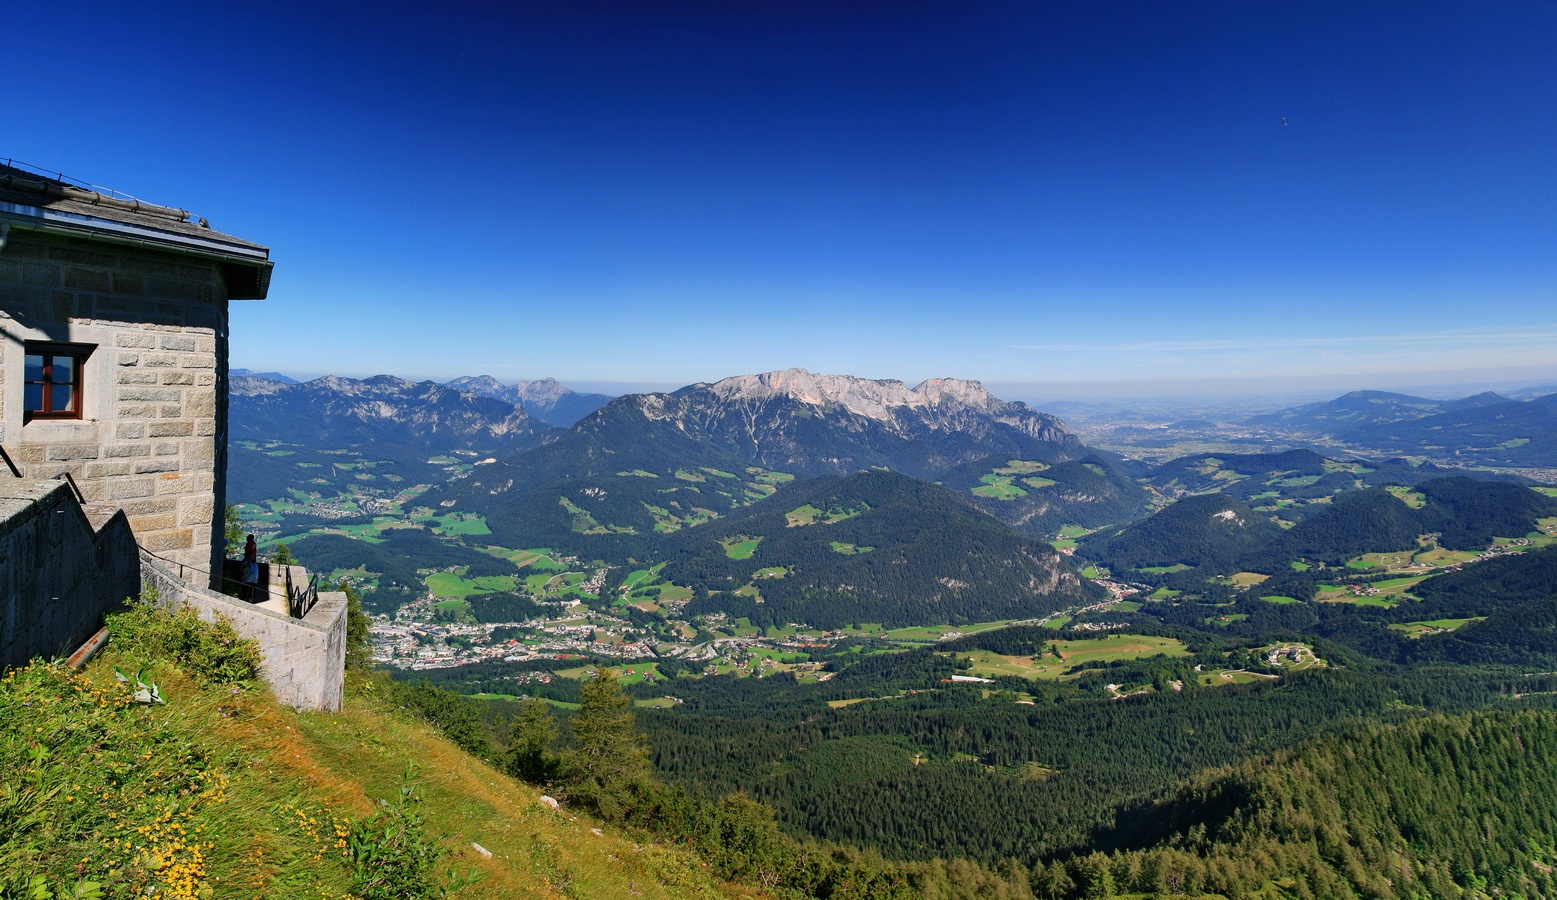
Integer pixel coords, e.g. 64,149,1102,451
0,200,272,299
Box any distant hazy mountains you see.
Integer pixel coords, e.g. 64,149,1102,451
1248,389,1557,466
232,374,551,452
443,375,612,427
230,368,300,384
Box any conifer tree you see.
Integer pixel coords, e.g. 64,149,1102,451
561,668,651,819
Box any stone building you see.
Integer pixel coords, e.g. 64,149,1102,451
1,162,346,710
0,161,271,581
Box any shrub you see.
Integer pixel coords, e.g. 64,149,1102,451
347,770,472,900
106,586,264,686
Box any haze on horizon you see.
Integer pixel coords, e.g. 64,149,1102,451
8,1,1555,401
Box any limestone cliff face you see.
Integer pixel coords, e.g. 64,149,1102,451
696,369,1070,441
574,368,1084,480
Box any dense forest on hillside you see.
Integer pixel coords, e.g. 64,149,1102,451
1080,477,1557,577
662,471,1102,629
1080,711,1557,899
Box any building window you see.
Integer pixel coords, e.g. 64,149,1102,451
23,343,92,421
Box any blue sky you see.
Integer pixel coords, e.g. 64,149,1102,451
7,1,1555,400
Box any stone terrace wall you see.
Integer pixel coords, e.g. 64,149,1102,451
0,477,140,668
140,551,348,711
0,229,231,581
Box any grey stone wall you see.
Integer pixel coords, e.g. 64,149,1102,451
0,477,140,668
0,229,231,582
140,551,348,712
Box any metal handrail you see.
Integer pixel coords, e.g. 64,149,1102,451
0,444,20,478
287,568,320,620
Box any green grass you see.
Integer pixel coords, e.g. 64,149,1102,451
1389,617,1486,637
1199,668,1277,686
430,513,491,536
426,571,518,599
1260,595,1300,604
972,473,1028,500
721,537,762,560
1137,564,1190,574
881,619,1023,642
434,598,472,616
0,603,751,900
992,460,1050,475
830,541,873,555
1043,615,1071,629
784,503,867,527
958,635,1189,681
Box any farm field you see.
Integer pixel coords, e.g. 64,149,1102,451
882,618,1032,643
784,503,866,527
1389,617,1486,638
721,537,762,559
425,571,518,599
1198,668,1278,686
956,635,1189,681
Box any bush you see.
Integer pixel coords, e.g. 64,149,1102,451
347,770,471,900
106,586,264,686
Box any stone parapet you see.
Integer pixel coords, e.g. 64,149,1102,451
0,477,140,668
139,551,347,711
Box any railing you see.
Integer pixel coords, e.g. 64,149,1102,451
287,568,320,620
0,444,20,478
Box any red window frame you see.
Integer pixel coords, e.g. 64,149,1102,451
23,343,90,421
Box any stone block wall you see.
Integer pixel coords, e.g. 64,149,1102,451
140,551,348,712
0,229,231,581
0,477,140,668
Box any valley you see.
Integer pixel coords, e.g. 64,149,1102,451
224,370,1557,897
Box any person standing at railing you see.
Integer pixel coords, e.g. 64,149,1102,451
240,534,259,602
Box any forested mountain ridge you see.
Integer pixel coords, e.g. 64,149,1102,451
1087,710,1557,899
658,470,1105,629
1080,476,1557,576
1079,492,1282,571
938,454,1150,537
1244,388,1557,466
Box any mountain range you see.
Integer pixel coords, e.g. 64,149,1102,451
443,375,613,427
228,374,554,503
431,368,1123,552
1080,476,1557,576
1247,389,1557,466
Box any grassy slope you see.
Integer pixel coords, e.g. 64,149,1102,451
0,644,757,900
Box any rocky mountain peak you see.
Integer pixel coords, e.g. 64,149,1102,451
446,375,506,395
703,368,1008,423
